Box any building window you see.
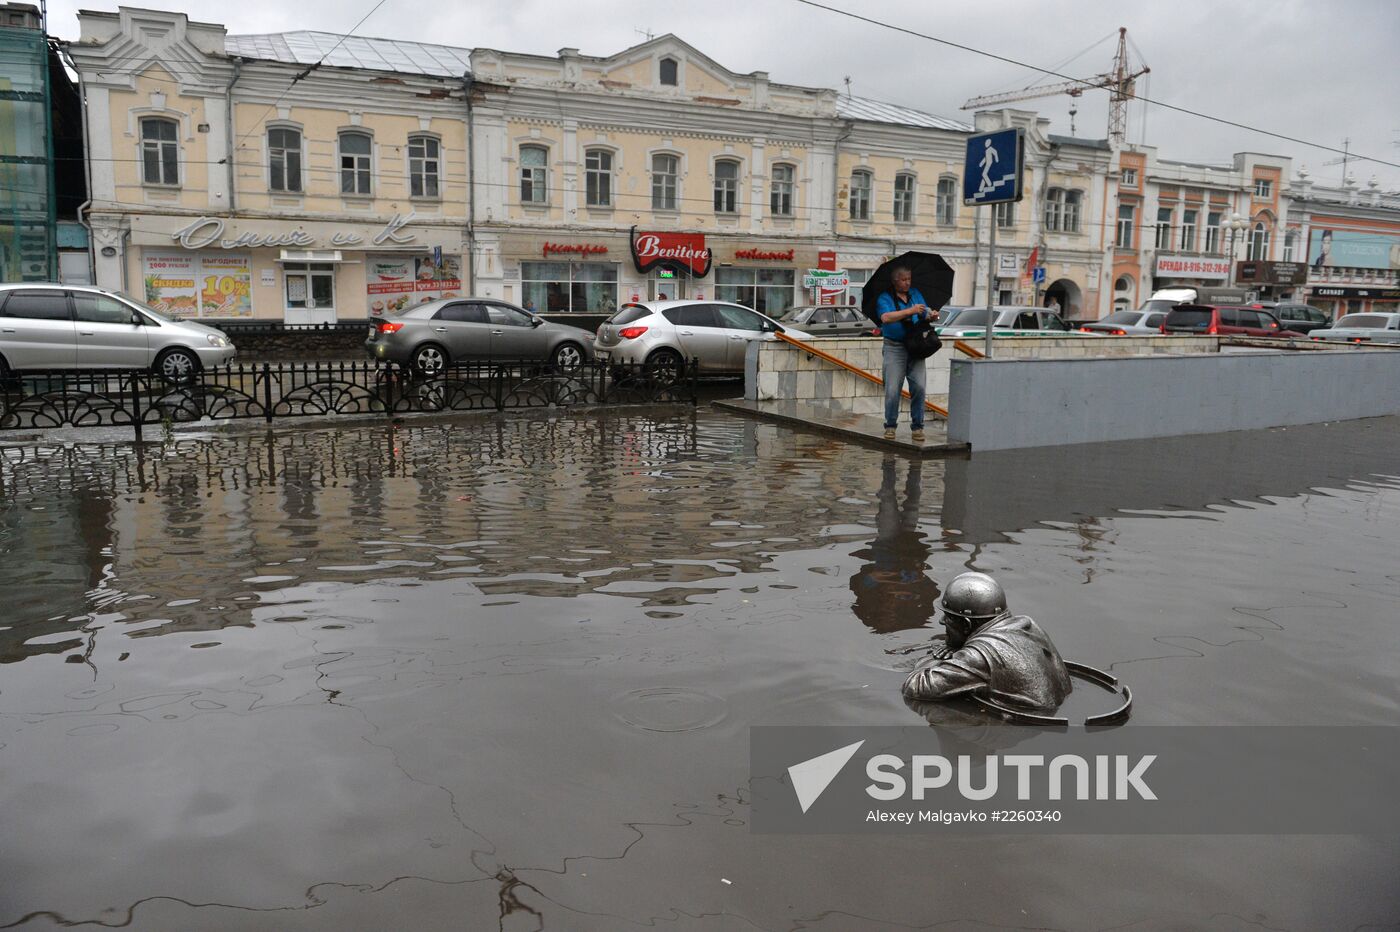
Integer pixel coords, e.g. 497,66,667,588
1180,209,1197,251
994,200,1014,228
1248,221,1270,260
140,117,179,186
770,163,794,217
714,159,739,214
652,154,678,210
284,262,334,310
715,267,795,316
659,57,678,86
268,127,302,193
1154,207,1173,250
1044,189,1081,233
1283,230,1296,262
339,131,372,196
1254,178,1272,198
520,145,548,204
521,261,619,313
585,149,612,207
1116,203,1135,248
935,177,956,225
1205,211,1222,254
1063,191,1082,233
846,268,873,308
893,172,915,223
408,135,440,198
1121,168,1137,186
849,170,871,221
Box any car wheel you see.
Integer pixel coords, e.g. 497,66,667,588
645,347,684,383
551,342,584,372
412,343,449,376
155,348,200,383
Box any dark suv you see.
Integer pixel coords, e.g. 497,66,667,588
1268,303,1331,335
1161,304,1305,338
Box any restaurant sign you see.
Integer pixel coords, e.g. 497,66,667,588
736,248,795,261
543,242,609,258
630,226,712,277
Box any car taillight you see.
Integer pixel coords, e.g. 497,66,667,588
1109,328,1126,335
376,321,403,333
1206,322,1218,335
619,326,648,339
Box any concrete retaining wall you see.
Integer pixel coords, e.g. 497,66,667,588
947,349,1400,451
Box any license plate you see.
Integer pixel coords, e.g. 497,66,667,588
595,350,609,360
367,326,377,339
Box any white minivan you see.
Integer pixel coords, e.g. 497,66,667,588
0,283,236,380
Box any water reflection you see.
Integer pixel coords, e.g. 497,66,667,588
848,457,940,633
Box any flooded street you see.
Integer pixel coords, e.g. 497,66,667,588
2,410,1399,929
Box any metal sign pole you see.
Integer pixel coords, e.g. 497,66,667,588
985,209,996,359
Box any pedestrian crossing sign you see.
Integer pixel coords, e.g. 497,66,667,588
963,128,1024,206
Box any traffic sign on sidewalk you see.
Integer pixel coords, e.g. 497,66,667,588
963,128,1024,206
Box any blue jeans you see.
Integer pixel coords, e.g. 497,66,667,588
882,340,926,430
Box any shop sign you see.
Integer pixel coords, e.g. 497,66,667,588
1309,286,1400,300
171,212,423,250
803,269,850,289
630,226,711,276
1308,228,1400,272
543,242,609,258
996,254,1020,277
1154,254,1231,280
366,253,463,315
736,247,795,261
1236,260,1307,285
143,253,252,318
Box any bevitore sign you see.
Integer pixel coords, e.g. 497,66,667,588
629,226,712,277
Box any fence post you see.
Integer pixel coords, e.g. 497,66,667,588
690,356,699,406
262,363,274,423
129,371,144,442
382,363,395,416
495,364,506,412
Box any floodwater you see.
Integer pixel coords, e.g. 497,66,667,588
1,409,1398,930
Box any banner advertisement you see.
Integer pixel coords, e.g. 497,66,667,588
367,253,463,316
1154,255,1232,280
1308,229,1400,272
143,253,251,318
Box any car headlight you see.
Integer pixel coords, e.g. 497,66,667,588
206,334,228,347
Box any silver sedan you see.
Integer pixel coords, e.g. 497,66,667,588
366,298,596,373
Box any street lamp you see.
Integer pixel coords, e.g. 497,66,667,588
1224,212,1249,283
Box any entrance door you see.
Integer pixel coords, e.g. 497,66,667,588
649,272,686,301
284,262,337,325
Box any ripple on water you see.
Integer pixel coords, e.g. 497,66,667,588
609,687,729,732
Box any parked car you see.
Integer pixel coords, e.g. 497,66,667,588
777,304,875,337
1307,312,1400,344
937,306,1096,338
1080,308,1167,335
1269,303,1332,335
0,283,236,380
593,300,808,377
365,297,595,374
1161,304,1304,338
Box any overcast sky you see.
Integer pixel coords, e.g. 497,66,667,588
49,0,1400,190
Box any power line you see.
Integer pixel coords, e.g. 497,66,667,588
790,0,1400,172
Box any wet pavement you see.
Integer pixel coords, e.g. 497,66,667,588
1,409,1398,929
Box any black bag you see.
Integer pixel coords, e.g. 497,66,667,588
894,296,943,360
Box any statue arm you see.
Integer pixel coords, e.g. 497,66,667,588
901,647,992,702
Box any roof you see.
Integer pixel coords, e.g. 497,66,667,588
837,95,970,131
224,31,472,77
1048,134,1109,151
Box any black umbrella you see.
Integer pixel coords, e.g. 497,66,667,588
860,251,955,325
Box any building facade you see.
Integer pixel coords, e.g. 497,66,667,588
1284,171,1400,318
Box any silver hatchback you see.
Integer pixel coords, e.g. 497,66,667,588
0,284,236,380
366,297,596,374
593,300,808,376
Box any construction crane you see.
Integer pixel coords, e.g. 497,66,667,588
961,27,1149,147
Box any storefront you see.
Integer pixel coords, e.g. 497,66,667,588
1235,260,1307,302
1306,286,1400,318
125,213,465,323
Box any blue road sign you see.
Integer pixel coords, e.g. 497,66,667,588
963,128,1024,206
1033,266,1046,284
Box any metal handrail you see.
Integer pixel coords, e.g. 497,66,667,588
773,331,949,419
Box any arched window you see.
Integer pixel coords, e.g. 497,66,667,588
935,176,956,226
770,164,794,217
849,170,872,221
267,126,303,193
339,131,371,195
714,159,740,214
651,153,679,210
1248,221,1271,260
893,172,915,223
408,135,440,198
140,117,179,186
520,145,548,204
659,57,678,86
585,148,612,207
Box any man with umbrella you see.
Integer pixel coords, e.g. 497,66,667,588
865,256,950,442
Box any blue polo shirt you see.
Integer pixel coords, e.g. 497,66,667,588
876,287,928,341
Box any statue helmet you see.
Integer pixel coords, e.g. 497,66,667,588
939,572,1008,623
